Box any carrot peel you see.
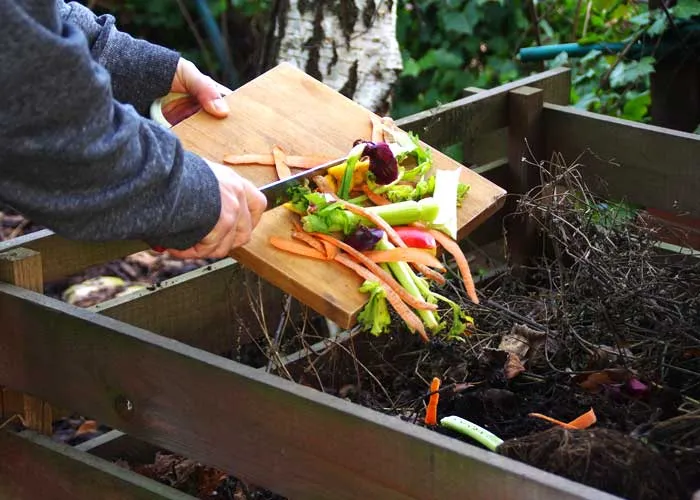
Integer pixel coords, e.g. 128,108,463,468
528,408,597,430
269,236,327,260
424,377,441,426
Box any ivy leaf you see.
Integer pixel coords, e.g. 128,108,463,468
622,91,651,121
609,57,655,88
442,11,476,35
418,49,463,71
648,12,669,36
402,57,421,78
672,0,700,20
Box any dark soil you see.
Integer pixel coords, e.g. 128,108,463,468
262,162,700,500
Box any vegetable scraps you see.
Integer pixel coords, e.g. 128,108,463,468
245,114,476,342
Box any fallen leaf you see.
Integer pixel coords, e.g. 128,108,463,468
481,348,526,380
498,324,553,367
576,368,632,393
504,352,526,380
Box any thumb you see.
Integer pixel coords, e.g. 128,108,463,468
190,75,230,118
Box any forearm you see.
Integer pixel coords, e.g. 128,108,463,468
0,0,220,250
57,0,179,114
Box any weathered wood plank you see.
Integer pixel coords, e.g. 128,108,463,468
396,67,570,148
543,103,700,216
91,259,286,355
0,229,147,283
0,284,619,500
506,87,545,271
0,429,193,500
0,248,52,434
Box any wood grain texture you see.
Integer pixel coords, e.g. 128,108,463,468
0,230,147,283
543,103,700,216
0,430,193,500
171,63,507,328
395,66,570,148
0,285,618,500
0,248,52,434
91,259,286,355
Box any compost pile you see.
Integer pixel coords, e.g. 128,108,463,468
267,160,700,500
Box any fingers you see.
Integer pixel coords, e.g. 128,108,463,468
242,179,268,229
172,58,230,119
161,160,268,261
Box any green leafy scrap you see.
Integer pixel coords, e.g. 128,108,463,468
357,280,392,336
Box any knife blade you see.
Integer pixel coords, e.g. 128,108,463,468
259,155,349,210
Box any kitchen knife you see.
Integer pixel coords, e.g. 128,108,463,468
258,155,349,210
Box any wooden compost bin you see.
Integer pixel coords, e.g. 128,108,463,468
1,66,698,500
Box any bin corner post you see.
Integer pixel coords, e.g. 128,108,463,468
506,86,545,272
0,248,53,435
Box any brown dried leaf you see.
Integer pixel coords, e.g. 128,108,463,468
576,368,633,393
504,352,526,380
498,324,553,367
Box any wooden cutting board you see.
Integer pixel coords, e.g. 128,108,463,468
171,62,506,328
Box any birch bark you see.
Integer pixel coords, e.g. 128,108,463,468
263,0,403,113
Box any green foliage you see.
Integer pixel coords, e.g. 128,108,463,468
395,0,698,124
96,0,699,125
394,0,528,117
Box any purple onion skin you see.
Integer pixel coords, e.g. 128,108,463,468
344,226,385,251
361,141,398,184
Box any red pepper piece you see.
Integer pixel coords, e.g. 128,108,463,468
393,226,437,250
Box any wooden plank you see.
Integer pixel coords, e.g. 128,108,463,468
0,229,147,283
171,62,507,329
543,104,700,216
0,248,52,434
395,67,570,148
460,87,507,166
0,284,619,500
505,87,545,271
0,429,193,500
91,259,286,355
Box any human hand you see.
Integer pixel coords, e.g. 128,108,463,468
164,161,267,260
170,58,232,118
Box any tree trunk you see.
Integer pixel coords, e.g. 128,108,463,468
262,0,403,114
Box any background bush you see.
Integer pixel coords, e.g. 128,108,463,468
89,0,700,123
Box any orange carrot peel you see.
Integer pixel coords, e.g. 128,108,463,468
528,408,597,430
424,377,441,426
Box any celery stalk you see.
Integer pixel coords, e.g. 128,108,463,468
338,142,366,199
366,197,439,226
440,416,504,452
431,169,461,239
375,237,439,332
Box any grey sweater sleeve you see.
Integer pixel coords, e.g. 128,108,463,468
57,0,179,115
0,0,221,250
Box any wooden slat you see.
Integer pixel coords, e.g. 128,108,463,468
171,62,507,329
396,67,570,148
0,429,193,500
506,87,545,271
91,259,286,355
0,229,147,283
0,248,52,434
543,103,700,216
0,284,619,500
